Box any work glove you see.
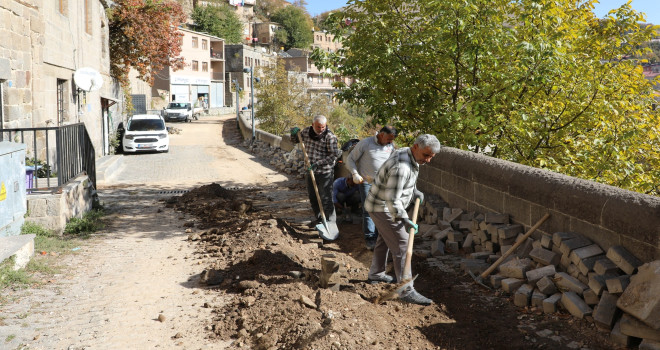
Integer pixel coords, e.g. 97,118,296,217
352,173,364,184
290,127,300,137
307,163,317,172
413,188,424,205
402,218,418,235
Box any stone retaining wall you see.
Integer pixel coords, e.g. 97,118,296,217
417,147,660,263
26,174,94,235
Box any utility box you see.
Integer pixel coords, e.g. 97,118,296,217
0,142,27,237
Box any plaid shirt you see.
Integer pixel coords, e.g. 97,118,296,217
364,147,419,219
292,126,340,175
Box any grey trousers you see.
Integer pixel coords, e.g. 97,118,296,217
367,211,413,285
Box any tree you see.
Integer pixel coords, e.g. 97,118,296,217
317,0,660,195
191,4,243,44
271,6,313,50
108,0,187,87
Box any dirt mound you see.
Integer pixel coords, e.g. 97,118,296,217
168,184,616,350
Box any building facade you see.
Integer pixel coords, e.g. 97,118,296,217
0,0,122,157
152,28,226,110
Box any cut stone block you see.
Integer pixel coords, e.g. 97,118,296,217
552,231,578,247
610,320,633,347
607,245,643,275
498,224,523,239
617,261,660,330
484,212,509,224
446,241,459,253
484,241,497,253
515,238,535,259
577,273,589,286
569,244,604,265
529,247,560,266
560,253,572,269
433,228,452,241
476,230,489,243
526,265,556,285
490,274,506,289
567,264,580,279
460,259,490,275
540,233,553,249
500,245,513,255
0,235,35,271
486,223,505,237
498,235,517,247
583,289,599,305
537,276,558,295
447,231,464,243
594,258,620,275
462,233,474,249
469,252,490,260
555,272,588,295
561,291,593,319
593,291,620,330
619,313,660,342
577,255,606,276
543,293,563,314
514,284,534,307
559,236,592,255
639,339,660,350
458,220,473,230
501,278,525,293
532,288,546,307
443,208,463,223
431,239,445,256
498,258,534,279
606,275,631,294
531,240,543,250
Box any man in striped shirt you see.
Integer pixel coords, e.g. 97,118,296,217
291,115,341,228
365,134,441,305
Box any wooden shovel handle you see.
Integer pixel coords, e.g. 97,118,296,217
402,198,421,280
479,213,551,279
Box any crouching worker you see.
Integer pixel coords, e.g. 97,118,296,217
365,134,441,306
332,176,361,222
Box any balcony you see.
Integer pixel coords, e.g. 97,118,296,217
211,51,224,60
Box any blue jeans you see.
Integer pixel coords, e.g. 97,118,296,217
359,182,378,240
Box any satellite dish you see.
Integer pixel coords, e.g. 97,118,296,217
74,67,104,92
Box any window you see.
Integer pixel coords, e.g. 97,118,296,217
202,39,207,50
57,79,66,124
84,0,92,34
192,60,199,71
202,62,208,72
59,0,67,15
192,37,198,48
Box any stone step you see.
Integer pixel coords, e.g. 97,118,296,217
0,234,35,270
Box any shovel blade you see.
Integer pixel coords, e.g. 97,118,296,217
316,220,339,241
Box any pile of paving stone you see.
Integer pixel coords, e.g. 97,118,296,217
416,196,660,349
244,139,307,178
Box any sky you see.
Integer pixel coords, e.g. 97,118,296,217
302,0,660,24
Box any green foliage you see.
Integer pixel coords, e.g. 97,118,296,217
64,209,105,237
271,6,313,49
108,0,187,88
25,158,54,178
191,4,243,44
322,0,660,196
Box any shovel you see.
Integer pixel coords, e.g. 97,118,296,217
468,213,551,289
297,132,339,241
374,198,421,304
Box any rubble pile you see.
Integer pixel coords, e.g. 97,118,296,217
417,195,660,349
244,139,307,178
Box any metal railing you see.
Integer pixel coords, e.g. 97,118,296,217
0,123,96,193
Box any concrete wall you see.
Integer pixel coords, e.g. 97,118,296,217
417,147,660,263
26,174,94,235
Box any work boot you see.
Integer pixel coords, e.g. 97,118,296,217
365,237,377,251
400,290,433,306
367,273,395,284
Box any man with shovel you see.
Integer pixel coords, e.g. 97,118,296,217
291,115,341,235
346,126,398,250
365,134,441,305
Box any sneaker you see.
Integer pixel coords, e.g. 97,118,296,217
400,290,433,306
365,238,377,251
367,274,395,284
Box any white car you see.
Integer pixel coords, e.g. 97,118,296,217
122,114,169,153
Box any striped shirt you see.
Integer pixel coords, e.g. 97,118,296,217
292,126,340,175
364,147,419,219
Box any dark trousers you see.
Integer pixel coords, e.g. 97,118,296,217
306,171,336,222
336,191,361,213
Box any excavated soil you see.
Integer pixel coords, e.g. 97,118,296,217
167,182,619,350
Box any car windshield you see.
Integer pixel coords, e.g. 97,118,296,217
127,119,165,131
168,103,188,109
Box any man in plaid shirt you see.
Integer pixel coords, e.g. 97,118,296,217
365,134,441,305
291,115,341,227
